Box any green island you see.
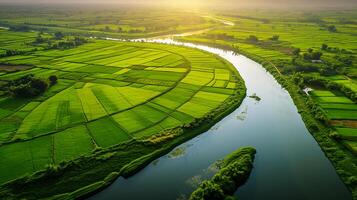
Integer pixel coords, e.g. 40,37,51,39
189,147,256,200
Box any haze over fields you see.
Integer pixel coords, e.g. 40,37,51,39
1,0,357,8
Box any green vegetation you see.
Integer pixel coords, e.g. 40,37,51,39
178,10,357,198
190,147,256,200
0,5,356,199
6,74,49,98
0,27,246,199
0,7,220,39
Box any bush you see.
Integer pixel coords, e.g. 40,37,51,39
327,25,337,32
190,181,225,200
247,35,258,43
292,48,301,56
270,35,279,41
303,50,323,60
48,75,58,86
54,31,64,40
9,25,30,32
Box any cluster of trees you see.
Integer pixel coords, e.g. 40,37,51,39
33,32,88,50
4,50,24,57
190,147,256,200
6,74,57,98
321,43,353,54
287,44,354,76
8,25,30,32
104,26,144,33
51,36,87,49
205,33,235,41
303,48,323,61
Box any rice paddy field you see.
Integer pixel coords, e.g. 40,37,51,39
310,89,357,153
0,29,244,186
0,6,218,39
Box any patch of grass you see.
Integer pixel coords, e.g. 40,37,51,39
87,117,132,148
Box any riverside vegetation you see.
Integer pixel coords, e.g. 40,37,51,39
178,9,357,198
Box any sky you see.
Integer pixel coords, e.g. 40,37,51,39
0,0,356,9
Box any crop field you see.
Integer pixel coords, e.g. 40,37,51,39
310,89,357,153
0,29,242,185
0,7,219,39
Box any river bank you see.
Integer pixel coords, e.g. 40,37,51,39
174,37,357,199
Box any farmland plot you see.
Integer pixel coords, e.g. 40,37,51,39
310,89,357,154
0,32,242,185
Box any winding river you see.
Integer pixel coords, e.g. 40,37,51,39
90,37,352,199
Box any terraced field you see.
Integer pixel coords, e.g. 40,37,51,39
310,89,357,153
0,30,244,185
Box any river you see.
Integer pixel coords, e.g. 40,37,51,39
89,37,352,200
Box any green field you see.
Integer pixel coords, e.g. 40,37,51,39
0,7,218,39
310,89,357,153
0,29,243,186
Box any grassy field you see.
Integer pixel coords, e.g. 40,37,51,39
0,6,219,39
0,29,244,191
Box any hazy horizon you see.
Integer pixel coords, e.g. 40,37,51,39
0,0,357,9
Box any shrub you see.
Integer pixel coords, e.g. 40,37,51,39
9,25,30,32
190,181,225,200
247,35,258,43
292,48,301,56
48,75,58,86
54,31,64,40
329,132,341,140
270,35,279,41
327,25,337,32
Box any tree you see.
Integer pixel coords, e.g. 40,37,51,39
247,35,258,43
270,35,279,41
327,25,337,32
48,75,58,86
9,25,30,32
321,43,328,50
54,32,64,40
311,51,323,60
292,48,301,56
